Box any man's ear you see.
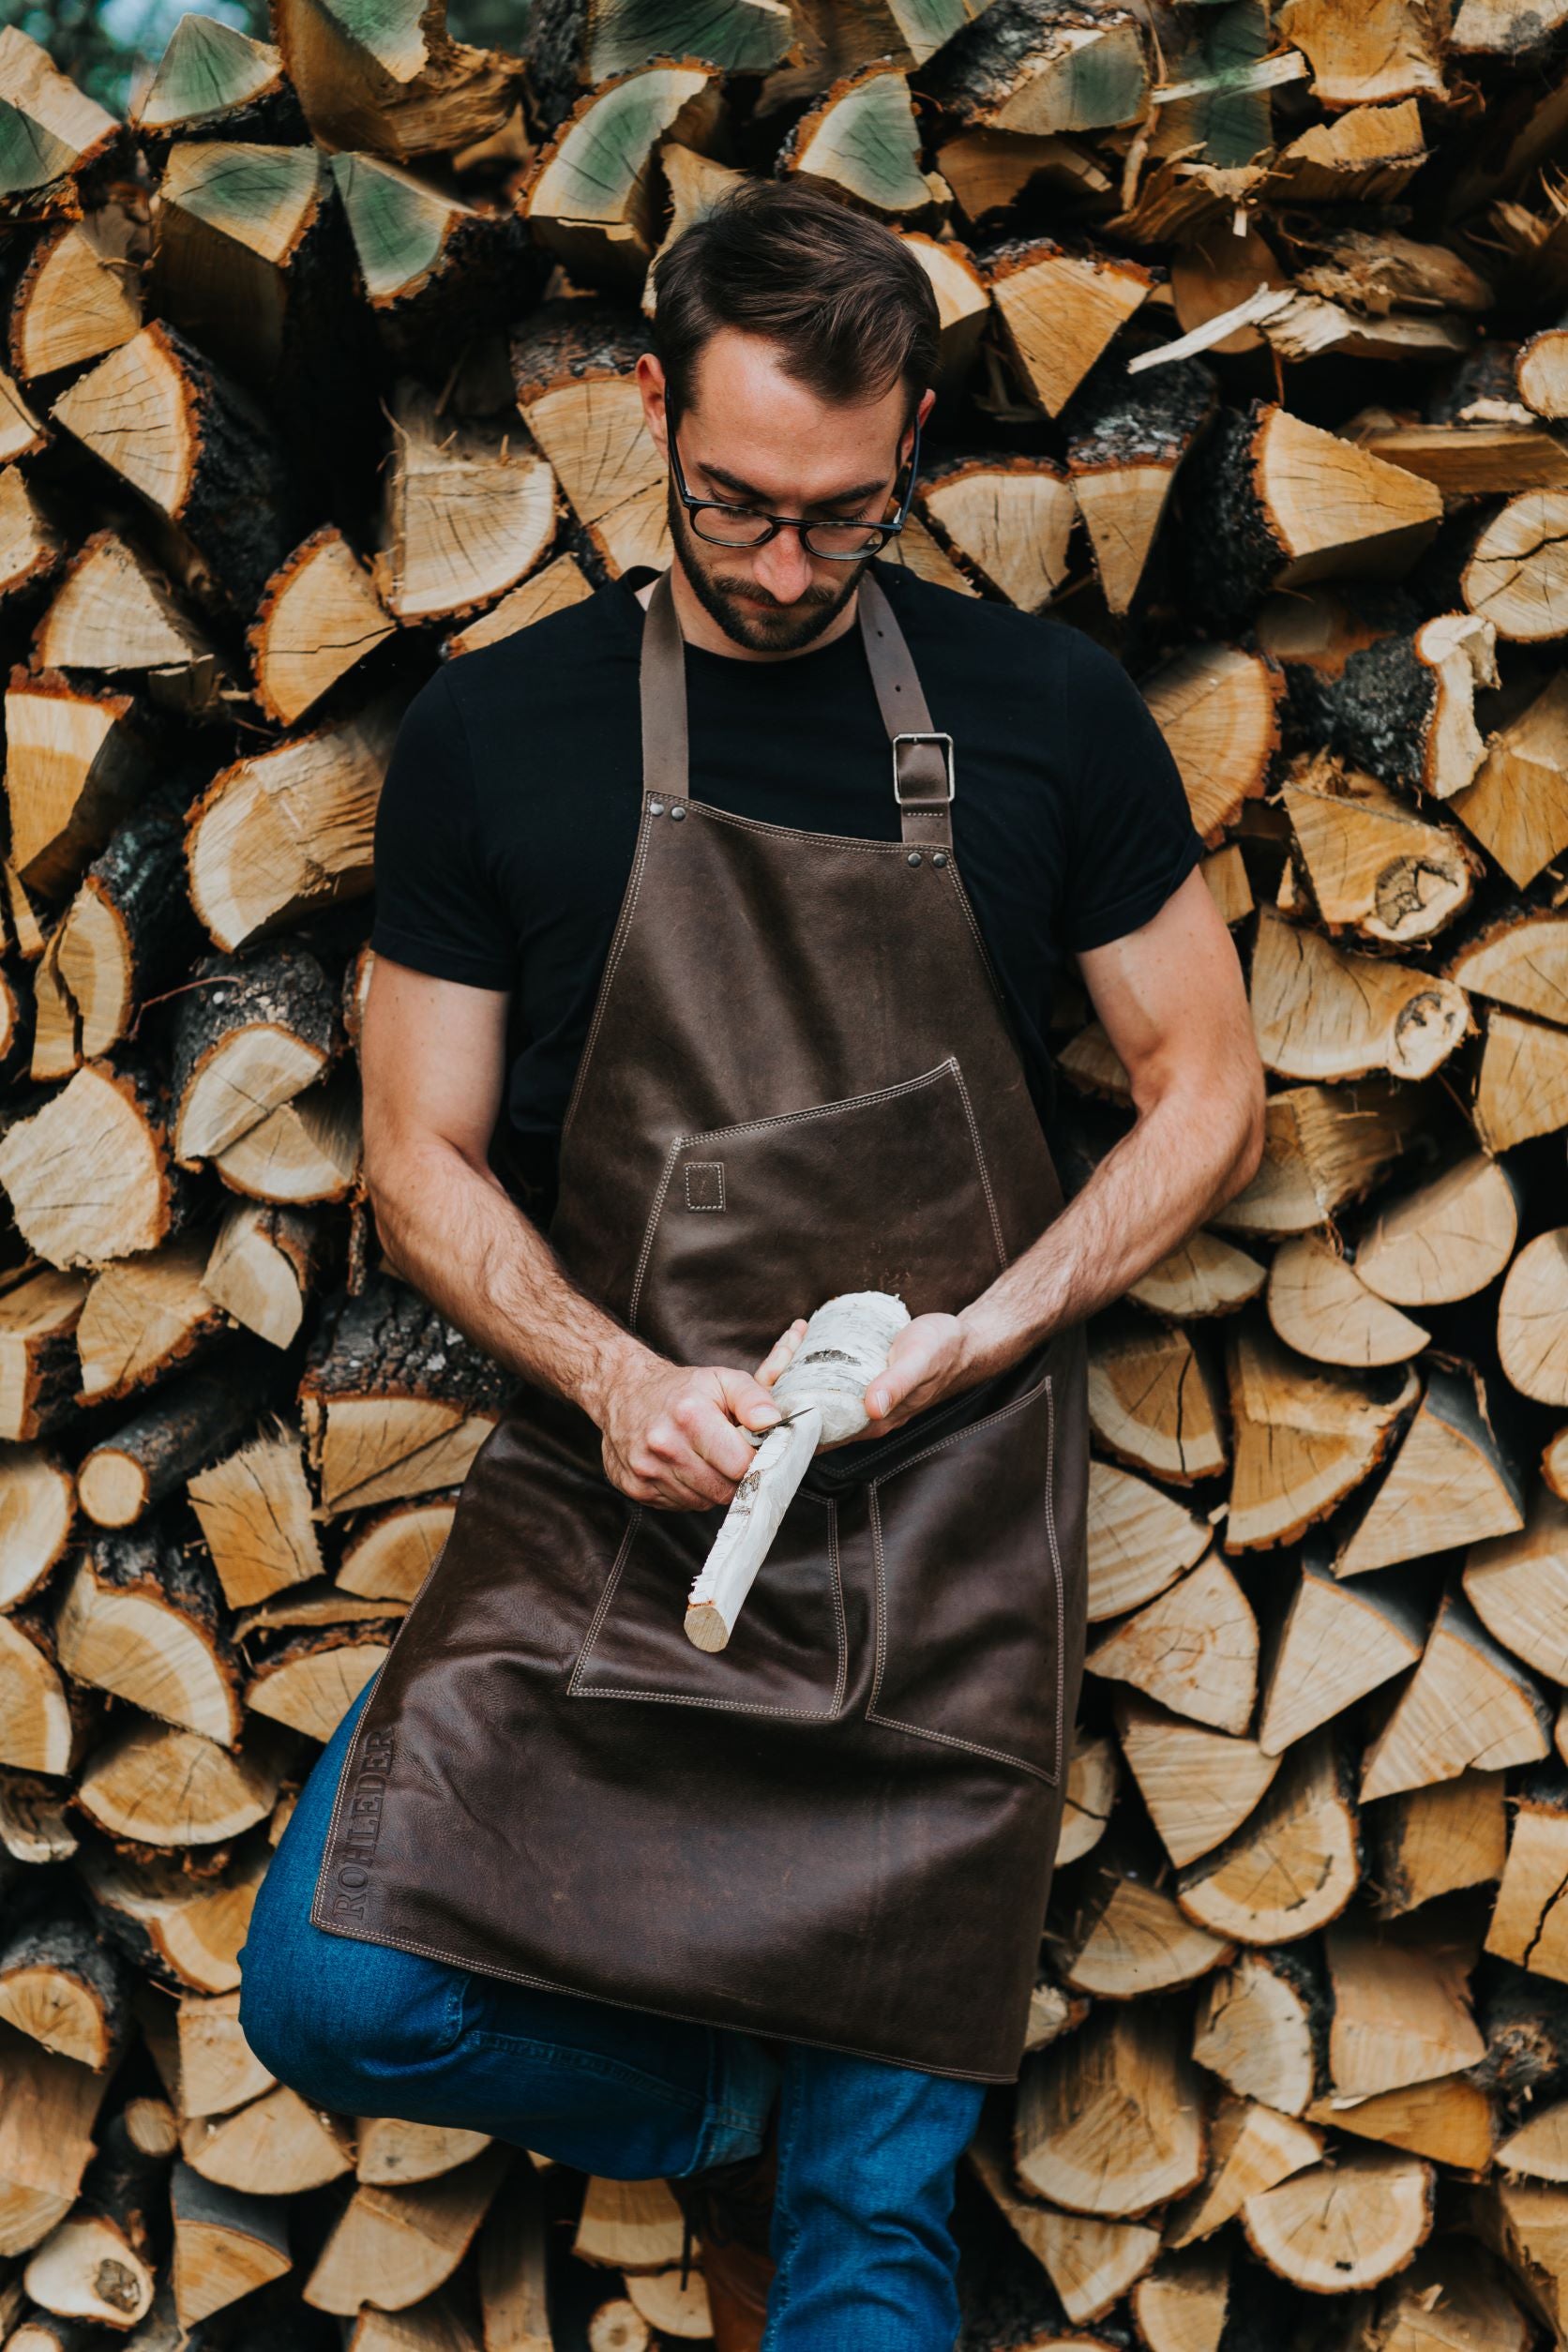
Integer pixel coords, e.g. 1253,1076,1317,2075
637,353,670,457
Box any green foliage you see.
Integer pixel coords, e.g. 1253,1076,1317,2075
2,0,268,113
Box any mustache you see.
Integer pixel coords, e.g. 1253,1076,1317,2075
711,576,843,611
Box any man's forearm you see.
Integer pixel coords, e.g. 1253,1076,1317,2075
957,1073,1262,1380
370,1135,642,1419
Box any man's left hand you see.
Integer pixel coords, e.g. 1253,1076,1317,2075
857,1312,975,1438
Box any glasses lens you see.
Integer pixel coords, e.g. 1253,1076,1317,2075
802,523,886,559
691,505,775,548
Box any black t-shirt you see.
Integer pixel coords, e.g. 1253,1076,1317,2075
370,561,1205,1200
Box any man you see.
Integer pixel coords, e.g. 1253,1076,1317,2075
239,181,1263,2350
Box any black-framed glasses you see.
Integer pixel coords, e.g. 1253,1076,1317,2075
667,410,922,562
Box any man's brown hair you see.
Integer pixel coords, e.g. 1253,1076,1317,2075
650,180,941,418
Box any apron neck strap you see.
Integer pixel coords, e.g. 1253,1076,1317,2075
639,567,954,848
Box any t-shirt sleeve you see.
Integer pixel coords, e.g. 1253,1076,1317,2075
1061,631,1207,954
369,667,515,990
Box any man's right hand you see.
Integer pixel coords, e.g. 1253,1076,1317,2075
596,1327,806,1510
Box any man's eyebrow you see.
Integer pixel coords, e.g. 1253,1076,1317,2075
698,458,890,510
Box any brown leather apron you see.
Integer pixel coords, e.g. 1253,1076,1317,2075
311,571,1090,2083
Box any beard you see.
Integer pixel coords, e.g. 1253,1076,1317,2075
669,489,869,655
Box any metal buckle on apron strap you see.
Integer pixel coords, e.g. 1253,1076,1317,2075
892,731,955,806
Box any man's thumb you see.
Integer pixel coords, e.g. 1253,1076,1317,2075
721,1370,782,1430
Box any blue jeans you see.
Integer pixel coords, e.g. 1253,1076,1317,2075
238,1676,984,2349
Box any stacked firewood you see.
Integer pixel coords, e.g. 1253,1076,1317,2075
8,0,1568,2343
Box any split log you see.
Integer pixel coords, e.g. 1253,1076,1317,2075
330,152,543,361
247,528,393,728
511,306,666,577
574,2174,683,2269
210,1071,361,1205
1115,1698,1280,1869
1183,403,1442,629
525,0,791,124
985,236,1155,415
1465,1490,1568,1691
3,667,154,901
1475,1008,1568,1153
1485,1772,1568,1984
78,1840,268,1994
1361,1586,1551,1802
1312,2070,1497,2171
0,1267,85,1443
1085,1551,1256,1735
1463,490,1568,641
1356,1152,1518,1308
188,1424,323,1609
0,28,120,223
1337,1365,1523,1577
1130,1229,1265,1321
32,789,199,1083
1178,1731,1360,1945
0,1609,82,1776
299,1274,513,1515
1324,1915,1485,2098
0,467,64,611
901,233,990,401
185,692,402,953
1061,350,1216,615
129,16,305,148
0,1906,131,2071
1225,1324,1417,1550
1140,646,1280,845
1212,1079,1426,1239
1166,2098,1323,2247
270,0,519,162
1316,611,1504,804
0,1059,189,1271
8,209,141,389
1275,0,1446,107
444,551,594,655
53,1527,241,1742
1258,1557,1425,1756
77,1348,276,1530
1055,1727,1117,1866
51,324,302,620
0,1446,74,1610
781,67,945,221
202,1201,326,1349
969,2130,1158,2325
76,1232,224,1407
1266,1232,1427,1367
1059,1863,1233,2000
1370,1770,1508,1916
918,0,1146,137
917,459,1073,611
1014,2003,1206,2219
1084,1458,1207,1623
181,2083,353,2194
74,1713,295,1849
243,1623,395,1740
1251,906,1472,1082
30,533,224,714
1281,757,1482,946
1500,1231,1568,1407
1519,309,1568,419
1448,906,1568,1027
171,941,342,1168
1452,671,1568,889
1192,1950,1323,2118
356,2118,490,2186
169,2160,291,2326
1241,2146,1433,2294
1086,1315,1227,1483
524,66,721,284
1129,2245,1229,2352
374,382,556,625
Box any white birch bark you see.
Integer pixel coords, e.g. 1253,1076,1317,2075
684,1290,910,1652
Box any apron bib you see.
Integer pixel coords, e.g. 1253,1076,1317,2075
311,572,1090,2083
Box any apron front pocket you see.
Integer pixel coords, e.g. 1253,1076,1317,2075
567,1485,845,1719
865,1368,1066,1784
629,1058,1008,1373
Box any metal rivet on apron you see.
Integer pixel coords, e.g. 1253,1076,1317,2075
671,805,687,822
932,852,948,867
908,852,922,867
649,801,665,816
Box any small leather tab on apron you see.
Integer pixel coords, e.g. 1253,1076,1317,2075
311,571,1090,2082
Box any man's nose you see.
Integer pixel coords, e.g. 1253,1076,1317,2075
751,528,817,604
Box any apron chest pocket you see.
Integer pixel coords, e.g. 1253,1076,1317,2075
567,1485,846,1720
865,1370,1066,1785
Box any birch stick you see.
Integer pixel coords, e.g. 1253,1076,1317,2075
685,1289,909,1652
